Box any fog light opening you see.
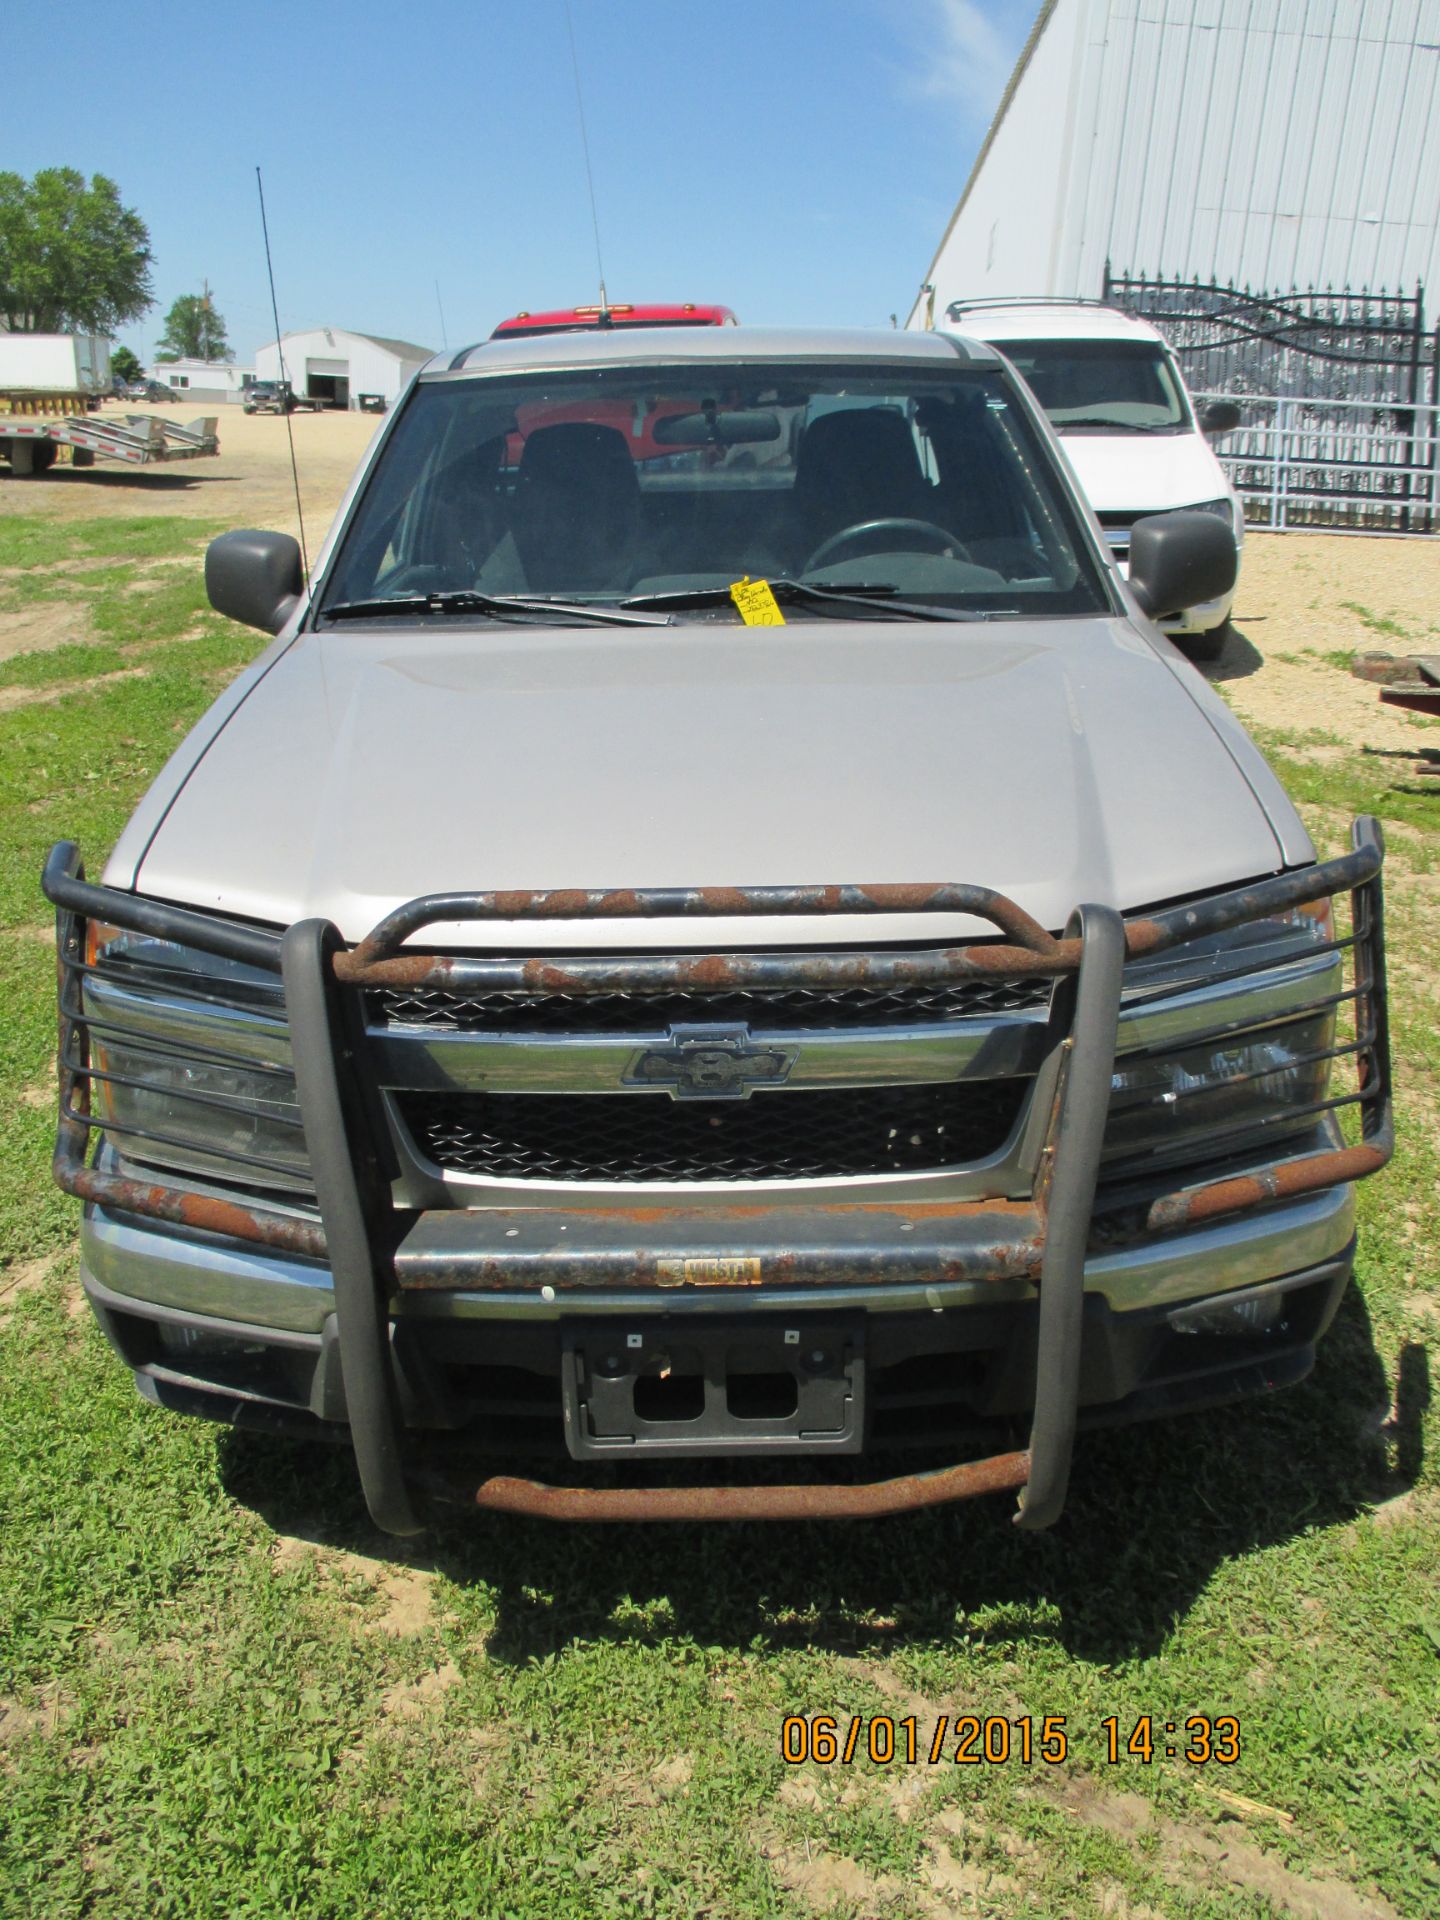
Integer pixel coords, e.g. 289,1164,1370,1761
156,1322,258,1361
1168,1289,1288,1339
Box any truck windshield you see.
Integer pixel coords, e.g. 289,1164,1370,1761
320,361,1110,621
998,340,1189,434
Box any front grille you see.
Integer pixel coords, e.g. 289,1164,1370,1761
1096,510,1138,557
374,975,1051,1035
396,1079,1030,1182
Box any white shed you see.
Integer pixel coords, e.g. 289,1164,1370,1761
252,327,434,410
156,360,253,405
909,0,1440,323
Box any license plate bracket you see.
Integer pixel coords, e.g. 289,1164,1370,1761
561,1315,865,1459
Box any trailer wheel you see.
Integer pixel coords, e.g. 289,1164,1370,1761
7,440,57,477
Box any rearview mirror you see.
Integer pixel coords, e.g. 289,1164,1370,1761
1127,511,1237,622
652,409,781,447
206,529,304,634
1200,398,1242,435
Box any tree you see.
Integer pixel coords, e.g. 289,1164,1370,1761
154,290,231,363
110,345,143,385
0,168,153,333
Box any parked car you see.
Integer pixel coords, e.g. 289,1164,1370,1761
122,379,175,404
244,381,324,415
945,299,1243,660
44,325,1390,1537
490,303,742,460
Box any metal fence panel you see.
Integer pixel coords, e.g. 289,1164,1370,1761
1200,394,1440,534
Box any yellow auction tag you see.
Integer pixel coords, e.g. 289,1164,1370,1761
729,576,786,625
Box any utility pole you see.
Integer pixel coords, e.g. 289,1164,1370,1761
200,278,213,360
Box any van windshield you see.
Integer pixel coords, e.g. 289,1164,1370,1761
319,360,1110,622
998,340,1190,434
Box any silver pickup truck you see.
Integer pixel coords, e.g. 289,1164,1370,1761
44,326,1392,1535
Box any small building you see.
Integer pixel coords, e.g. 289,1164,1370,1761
155,360,253,405
252,328,434,410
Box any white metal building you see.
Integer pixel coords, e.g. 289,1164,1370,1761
909,0,1440,324
156,360,253,405
253,328,434,409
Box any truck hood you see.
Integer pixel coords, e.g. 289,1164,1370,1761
1054,431,1231,514
132,618,1288,948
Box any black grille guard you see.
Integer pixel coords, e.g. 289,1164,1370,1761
42,822,1393,1535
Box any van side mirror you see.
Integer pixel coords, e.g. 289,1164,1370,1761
1200,399,1242,435
1127,511,1238,621
206,530,304,634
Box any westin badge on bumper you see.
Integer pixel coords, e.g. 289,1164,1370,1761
624,1025,797,1099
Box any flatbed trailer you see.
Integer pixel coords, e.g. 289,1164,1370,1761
0,400,219,475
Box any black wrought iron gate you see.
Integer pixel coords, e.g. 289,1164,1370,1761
1102,270,1439,532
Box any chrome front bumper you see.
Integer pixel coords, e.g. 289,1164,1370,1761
81,1159,1356,1336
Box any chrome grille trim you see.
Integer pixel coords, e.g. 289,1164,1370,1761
366,1017,1050,1095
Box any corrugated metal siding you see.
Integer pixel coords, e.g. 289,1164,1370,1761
1068,0,1440,295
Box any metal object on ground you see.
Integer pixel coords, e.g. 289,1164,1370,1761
1352,654,1440,773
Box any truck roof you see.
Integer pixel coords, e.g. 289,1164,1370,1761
490,302,738,337
426,325,1000,378
942,301,1166,346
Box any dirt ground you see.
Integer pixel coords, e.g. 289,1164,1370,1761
1221,532,1440,754
0,402,380,544
3,408,1438,756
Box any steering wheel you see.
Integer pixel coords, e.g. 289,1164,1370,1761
803,518,971,575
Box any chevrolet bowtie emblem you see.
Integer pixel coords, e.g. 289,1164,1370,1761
624,1025,797,1099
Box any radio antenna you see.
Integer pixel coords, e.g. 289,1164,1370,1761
255,166,310,582
434,279,448,350
563,0,609,311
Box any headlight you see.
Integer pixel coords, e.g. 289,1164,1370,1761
81,924,311,1194
1184,496,1236,533
1104,902,1341,1177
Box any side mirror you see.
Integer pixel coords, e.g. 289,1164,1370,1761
206,529,304,634
1200,398,1242,435
1127,510,1237,621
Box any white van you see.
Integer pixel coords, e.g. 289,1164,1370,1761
945,300,1242,660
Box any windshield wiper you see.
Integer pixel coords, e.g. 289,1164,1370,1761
321,590,673,628
620,579,985,622
1054,418,1175,434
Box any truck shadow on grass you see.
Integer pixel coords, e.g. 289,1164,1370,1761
221,1280,1428,1668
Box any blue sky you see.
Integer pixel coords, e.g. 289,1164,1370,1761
5,1,1032,368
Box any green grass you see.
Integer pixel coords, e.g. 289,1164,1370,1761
0,525,1436,1918
1340,601,1440,653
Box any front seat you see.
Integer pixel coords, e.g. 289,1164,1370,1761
790,407,931,564
510,422,640,592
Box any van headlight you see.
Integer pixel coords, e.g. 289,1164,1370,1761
80,923,311,1194
1185,496,1237,532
